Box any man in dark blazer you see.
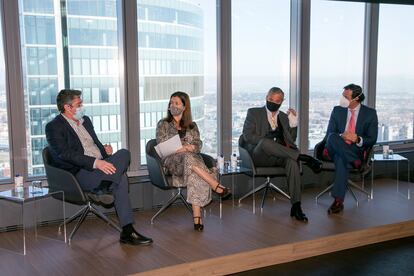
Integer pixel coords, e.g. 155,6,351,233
45,89,152,245
242,87,322,222
325,84,378,214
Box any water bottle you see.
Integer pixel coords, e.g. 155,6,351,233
231,153,237,170
14,174,24,192
217,154,224,171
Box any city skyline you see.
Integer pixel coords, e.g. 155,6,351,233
0,0,413,180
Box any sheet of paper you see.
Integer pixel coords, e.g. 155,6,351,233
154,134,182,158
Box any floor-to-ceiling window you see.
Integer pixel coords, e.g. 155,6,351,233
376,4,414,143
19,0,122,176
0,1,11,180
308,0,365,149
231,0,290,154
137,0,217,164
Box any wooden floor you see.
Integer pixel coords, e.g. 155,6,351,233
0,178,413,276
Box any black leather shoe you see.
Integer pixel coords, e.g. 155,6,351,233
328,200,344,214
290,202,308,222
87,191,114,205
120,231,153,245
298,154,322,174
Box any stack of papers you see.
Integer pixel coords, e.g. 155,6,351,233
154,134,183,159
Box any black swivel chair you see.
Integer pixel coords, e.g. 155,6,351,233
42,147,121,243
314,138,373,205
238,135,290,209
146,139,215,224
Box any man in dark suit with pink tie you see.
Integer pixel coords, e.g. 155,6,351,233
325,84,378,214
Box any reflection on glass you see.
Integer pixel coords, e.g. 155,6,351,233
232,0,290,153
309,0,364,149
0,4,11,180
19,0,122,176
376,4,414,142
138,0,217,164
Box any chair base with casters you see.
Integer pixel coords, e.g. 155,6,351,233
238,135,291,211
43,147,123,244
238,177,291,209
151,187,192,224
146,139,216,223
315,179,371,206
60,200,121,244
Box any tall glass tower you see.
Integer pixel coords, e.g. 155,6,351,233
137,0,204,163
19,0,205,175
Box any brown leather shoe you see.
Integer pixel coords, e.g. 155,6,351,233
327,200,344,214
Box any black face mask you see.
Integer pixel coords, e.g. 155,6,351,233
266,101,281,112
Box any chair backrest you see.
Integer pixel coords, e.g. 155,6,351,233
360,146,374,177
146,139,172,190
42,147,87,205
145,139,216,190
313,137,327,160
238,135,256,175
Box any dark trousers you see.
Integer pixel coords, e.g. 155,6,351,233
252,138,301,204
76,149,133,227
326,133,360,200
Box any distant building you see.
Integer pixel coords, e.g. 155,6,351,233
20,0,205,175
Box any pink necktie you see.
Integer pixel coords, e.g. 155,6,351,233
345,110,355,144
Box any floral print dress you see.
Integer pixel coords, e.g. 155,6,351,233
156,120,213,207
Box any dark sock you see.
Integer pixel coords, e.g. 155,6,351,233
122,223,134,234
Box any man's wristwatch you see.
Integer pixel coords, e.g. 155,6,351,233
356,136,361,144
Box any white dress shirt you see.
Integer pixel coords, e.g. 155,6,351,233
265,106,298,131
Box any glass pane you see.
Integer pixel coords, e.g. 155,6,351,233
138,0,217,164
376,4,414,142
232,0,290,153
0,3,11,180
68,0,122,153
308,0,365,149
20,0,61,177
19,0,122,177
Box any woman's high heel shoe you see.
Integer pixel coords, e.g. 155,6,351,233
193,216,204,232
213,184,232,200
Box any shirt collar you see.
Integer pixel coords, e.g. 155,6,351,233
348,103,361,112
61,113,84,126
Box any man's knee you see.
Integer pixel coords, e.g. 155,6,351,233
109,149,130,172
117,148,131,161
257,138,274,152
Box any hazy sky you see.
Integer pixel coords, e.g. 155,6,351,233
192,0,414,86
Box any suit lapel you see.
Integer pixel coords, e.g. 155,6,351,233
355,104,366,134
260,106,269,136
57,114,83,147
339,108,348,133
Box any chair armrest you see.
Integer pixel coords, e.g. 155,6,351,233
314,139,327,160
146,153,170,189
201,153,215,169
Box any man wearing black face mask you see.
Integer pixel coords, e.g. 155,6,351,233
242,87,322,222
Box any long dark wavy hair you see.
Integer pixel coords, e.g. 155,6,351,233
164,91,195,129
